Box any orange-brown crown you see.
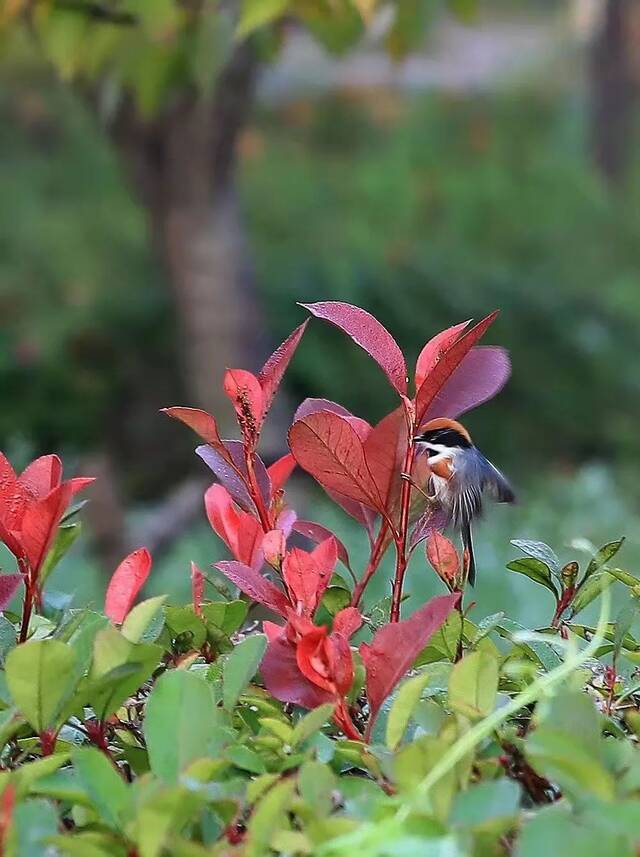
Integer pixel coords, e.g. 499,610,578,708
417,417,472,444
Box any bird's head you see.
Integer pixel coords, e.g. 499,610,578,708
413,418,472,460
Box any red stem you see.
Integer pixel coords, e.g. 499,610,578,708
39,729,57,757
351,524,389,608
19,567,34,644
244,447,271,532
551,586,575,629
334,699,362,742
390,407,416,623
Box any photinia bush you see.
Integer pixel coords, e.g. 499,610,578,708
0,302,638,856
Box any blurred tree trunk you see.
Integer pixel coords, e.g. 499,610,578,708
590,0,639,184
109,41,262,421
85,42,262,569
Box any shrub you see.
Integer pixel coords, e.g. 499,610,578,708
0,302,638,856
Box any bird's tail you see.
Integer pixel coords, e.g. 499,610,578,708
462,521,476,586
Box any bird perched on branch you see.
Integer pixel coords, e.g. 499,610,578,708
413,418,515,585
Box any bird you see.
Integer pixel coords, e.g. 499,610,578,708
413,418,515,586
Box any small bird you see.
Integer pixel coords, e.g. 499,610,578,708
413,418,515,585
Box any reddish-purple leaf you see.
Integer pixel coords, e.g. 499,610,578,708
409,507,449,550
292,520,352,571
197,441,271,513
360,592,461,729
426,533,460,582
289,412,384,514
191,561,205,616
0,574,22,610
19,455,63,500
258,321,308,415
294,399,371,441
0,454,29,535
215,561,290,617
364,407,406,520
414,321,469,390
261,635,334,709
422,347,511,422
223,369,265,442
301,301,408,395
162,407,231,461
332,606,362,639
414,312,499,426
105,548,152,625
267,453,296,494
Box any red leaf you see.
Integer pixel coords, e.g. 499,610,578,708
414,312,499,425
360,592,460,728
282,538,337,616
162,407,231,461
301,301,407,395
292,520,352,571
0,574,22,610
205,484,263,569
223,369,265,443
426,533,460,581
415,321,469,390
0,454,29,534
105,548,152,624
267,453,296,494
263,620,285,643
258,321,308,415
289,412,384,514
294,398,371,441
191,561,205,616
363,407,406,520
295,627,353,697
422,347,510,422
332,606,362,639
262,529,287,568
20,480,91,575
19,455,63,500
215,560,290,616
261,635,334,708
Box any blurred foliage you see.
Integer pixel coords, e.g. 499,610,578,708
244,89,640,481
2,52,640,490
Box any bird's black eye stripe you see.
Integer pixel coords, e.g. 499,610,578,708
416,427,471,448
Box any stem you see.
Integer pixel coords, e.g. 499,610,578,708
351,525,389,608
19,572,34,644
390,407,416,623
551,586,575,629
39,729,57,757
244,447,271,532
334,699,363,742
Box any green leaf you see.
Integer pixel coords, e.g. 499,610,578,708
237,0,288,38
0,614,16,665
607,568,640,587
40,522,82,584
386,672,430,750
450,778,520,828
511,540,560,573
165,607,207,649
121,595,167,644
519,804,630,857
506,558,559,599
226,744,266,774
9,798,59,857
584,538,625,581
448,651,498,720
144,669,220,783
71,747,129,830
570,571,615,617
526,729,615,802
45,834,122,857
222,633,267,711
290,703,335,747
298,760,337,816
6,640,79,732
246,779,296,857
201,600,248,635
614,601,639,662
